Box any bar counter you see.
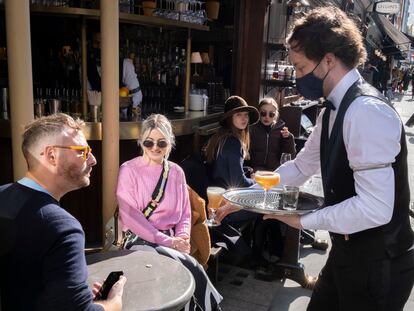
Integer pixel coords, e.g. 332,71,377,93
0,111,222,140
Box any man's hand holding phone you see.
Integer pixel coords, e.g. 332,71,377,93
93,271,127,311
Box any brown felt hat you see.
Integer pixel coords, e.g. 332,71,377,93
219,96,259,126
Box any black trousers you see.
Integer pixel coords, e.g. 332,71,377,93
307,248,414,311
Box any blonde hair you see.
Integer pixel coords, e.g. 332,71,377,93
259,98,279,121
139,114,175,159
22,113,84,170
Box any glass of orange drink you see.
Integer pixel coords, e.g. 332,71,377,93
255,171,281,208
206,186,226,226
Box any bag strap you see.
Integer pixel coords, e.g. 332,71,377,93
109,160,170,250
143,160,170,219
106,206,124,250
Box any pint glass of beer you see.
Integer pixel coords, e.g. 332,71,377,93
206,186,226,226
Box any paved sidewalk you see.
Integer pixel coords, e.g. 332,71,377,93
216,90,414,310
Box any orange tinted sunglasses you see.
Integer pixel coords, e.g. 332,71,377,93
52,145,92,160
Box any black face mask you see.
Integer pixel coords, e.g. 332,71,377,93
295,59,330,100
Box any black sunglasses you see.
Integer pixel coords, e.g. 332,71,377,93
142,140,168,149
260,111,276,118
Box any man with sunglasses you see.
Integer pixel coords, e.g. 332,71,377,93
263,7,414,310
0,114,126,311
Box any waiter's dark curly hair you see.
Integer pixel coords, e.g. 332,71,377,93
287,6,367,68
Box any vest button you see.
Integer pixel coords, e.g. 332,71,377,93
330,189,334,194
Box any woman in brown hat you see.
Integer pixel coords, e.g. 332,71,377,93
204,95,259,263
205,95,259,189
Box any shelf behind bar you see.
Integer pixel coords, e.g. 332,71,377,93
28,5,209,31
263,79,295,88
30,5,100,18
119,13,209,31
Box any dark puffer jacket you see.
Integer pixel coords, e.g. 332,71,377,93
248,119,296,171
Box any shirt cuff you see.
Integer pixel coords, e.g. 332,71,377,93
276,161,309,187
155,233,174,248
300,211,320,230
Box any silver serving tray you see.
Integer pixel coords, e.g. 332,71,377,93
222,188,324,215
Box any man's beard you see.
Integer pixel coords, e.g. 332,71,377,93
58,162,91,190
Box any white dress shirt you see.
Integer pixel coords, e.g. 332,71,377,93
87,58,143,108
277,68,402,235
123,58,143,107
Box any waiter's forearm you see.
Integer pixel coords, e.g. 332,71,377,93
300,167,395,234
276,161,311,187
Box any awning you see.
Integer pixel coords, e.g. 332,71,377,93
403,32,414,45
365,23,383,49
381,37,405,60
373,13,411,53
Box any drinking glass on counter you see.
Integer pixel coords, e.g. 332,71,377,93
255,171,280,208
205,186,226,227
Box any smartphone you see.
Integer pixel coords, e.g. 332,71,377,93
94,271,124,301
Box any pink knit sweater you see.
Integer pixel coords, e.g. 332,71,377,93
116,156,191,247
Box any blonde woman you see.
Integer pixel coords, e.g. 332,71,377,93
249,97,295,171
117,114,222,311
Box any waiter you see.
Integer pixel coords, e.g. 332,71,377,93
121,52,143,108
87,32,142,109
264,7,414,310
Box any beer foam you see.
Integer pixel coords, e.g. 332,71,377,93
207,186,226,194
255,171,279,180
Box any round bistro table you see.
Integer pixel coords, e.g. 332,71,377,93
87,250,195,311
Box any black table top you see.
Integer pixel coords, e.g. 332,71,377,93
87,250,195,311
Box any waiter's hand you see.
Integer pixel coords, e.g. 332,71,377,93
263,214,303,229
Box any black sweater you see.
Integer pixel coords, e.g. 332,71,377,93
0,183,103,311
249,120,296,171
210,136,255,189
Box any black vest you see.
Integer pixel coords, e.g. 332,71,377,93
87,50,126,91
320,78,413,260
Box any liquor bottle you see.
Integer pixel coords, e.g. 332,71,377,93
160,52,168,85
272,61,279,80
174,53,180,88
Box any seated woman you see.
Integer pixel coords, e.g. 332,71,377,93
216,99,328,258
248,97,296,264
249,97,296,171
204,95,259,224
204,96,260,263
116,114,222,311
250,98,327,252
